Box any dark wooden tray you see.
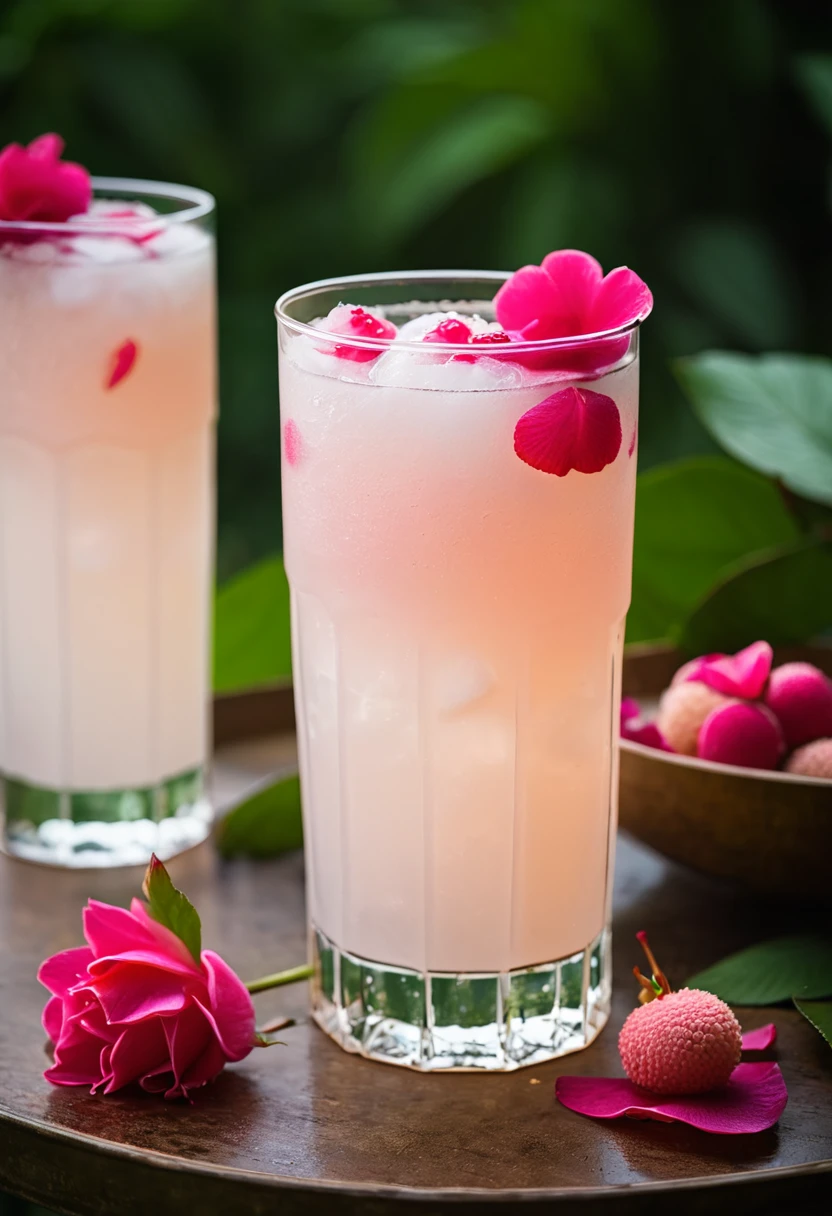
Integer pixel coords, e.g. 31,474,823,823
1,688,831,1215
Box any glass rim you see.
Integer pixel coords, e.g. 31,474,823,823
0,176,215,235
275,269,643,354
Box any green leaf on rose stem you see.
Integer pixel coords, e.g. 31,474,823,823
626,456,801,644
676,537,832,654
142,855,202,965
793,998,832,1049
215,774,303,860
674,352,832,508
213,554,292,693
687,936,832,1005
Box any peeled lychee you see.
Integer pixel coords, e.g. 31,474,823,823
697,700,784,770
656,680,729,755
619,987,743,1094
764,662,832,749
785,737,832,779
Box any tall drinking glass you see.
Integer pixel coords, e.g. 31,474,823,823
277,273,641,1070
0,181,216,867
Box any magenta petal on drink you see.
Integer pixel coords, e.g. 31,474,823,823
105,339,139,390
318,305,397,362
555,1063,787,1134
514,386,622,477
494,249,652,374
742,1023,777,1052
0,132,91,223
684,641,773,699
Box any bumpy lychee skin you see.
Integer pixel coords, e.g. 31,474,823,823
618,988,742,1095
656,680,729,755
698,699,785,770
765,662,832,749
786,737,832,779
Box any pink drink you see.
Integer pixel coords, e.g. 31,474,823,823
278,273,641,1069
0,182,215,866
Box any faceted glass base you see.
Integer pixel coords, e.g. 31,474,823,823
1,766,211,867
311,924,611,1071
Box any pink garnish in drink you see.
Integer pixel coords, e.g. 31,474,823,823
283,419,303,467
628,423,637,457
321,305,397,363
514,386,622,477
494,249,651,373
0,133,91,223
470,330,511,345
422,318,473,345
105,339,139,390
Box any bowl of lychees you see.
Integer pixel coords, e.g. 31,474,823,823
618,641,832,904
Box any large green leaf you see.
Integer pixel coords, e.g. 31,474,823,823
678,537,832,654
687,936,832,1005
675,352,832,507
215,775,303,859
213,555,292,693
142,855,202,965
627,457,801,644
794,998,832,1049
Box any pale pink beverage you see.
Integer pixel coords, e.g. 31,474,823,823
0,181,216,866
277,272,641,1069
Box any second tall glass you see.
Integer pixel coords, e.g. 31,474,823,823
277,273,641,1069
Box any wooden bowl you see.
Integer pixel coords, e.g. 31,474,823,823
619,644,832,905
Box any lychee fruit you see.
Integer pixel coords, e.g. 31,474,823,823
697,700,785,770
785,737,832,779
764,662,832,749
656,680,729,755
618,932,742,1095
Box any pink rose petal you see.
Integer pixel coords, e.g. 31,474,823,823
283,419,303,467
38,947,94,998
197,949,257,1061
556,1062,787,1134
742,1023,777,1052
181,1033,227,1093
80,963,191,1024
0,132,91,223
494,249,651,376
514,386,622,477
105,338,139,390
684,641,773,700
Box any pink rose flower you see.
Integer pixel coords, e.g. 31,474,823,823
494,249,652,373
39,874,256,1100
0,132,91,223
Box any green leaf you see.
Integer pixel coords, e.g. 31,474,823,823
213,555,292,693
675,352,832,508
627,457,801,644
795,54,832,140
215,774,303,859
794,998,832,1049
687,936,832,1005
677,537,832,654
670,220,797,349
141,855,202,965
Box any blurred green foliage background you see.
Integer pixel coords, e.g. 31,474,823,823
1,0,830,581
